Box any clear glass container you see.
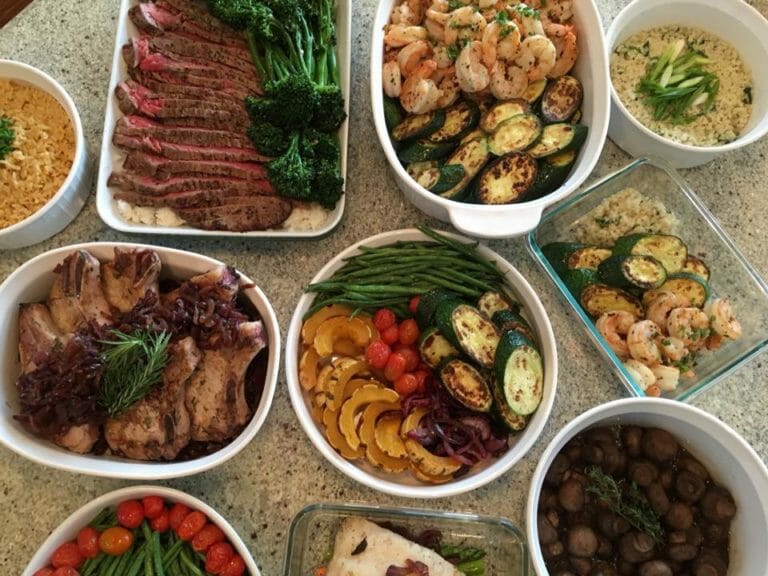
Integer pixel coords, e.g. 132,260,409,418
527,156,768,402
283,503,528,576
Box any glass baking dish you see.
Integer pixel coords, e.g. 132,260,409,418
283,503,528,576
527,156,768,402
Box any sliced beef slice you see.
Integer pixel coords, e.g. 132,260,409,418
114,115,252,149
123,152,268,181
108,171,274,196
176,198,293,231
115,189,277,209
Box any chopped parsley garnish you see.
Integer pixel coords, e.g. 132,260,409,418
595,216,621,227
512,3,540,19
743,86,753,105
448,0,465,10
0,116,15,161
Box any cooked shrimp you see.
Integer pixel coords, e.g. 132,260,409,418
398,40,432,76
400,59,441,113
382,60,402,98
623,359,657,392
511,8,545,37
657,336,688,363
391,0,429,26
433,65,461,107
667,307,711,351
627,320,663,366
455,41,491,93
428,0,451,13
704,297,742,340
650,364,680,392
514,34,556,81
489,62,528,99
596,311,636,360
544,0,573,23
433,44,455,68
445,6,487,45
645,292,691,333
481,20,522,69
384,24,429,47
546,22,578,78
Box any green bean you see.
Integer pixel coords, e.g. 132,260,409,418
152,531,166,576
97,553,119,576
417,225,503,276
144,533,155,576
162,536,185,567
411,273,483,298
125,548,146,576
112,547,134,576
179,547,206,576
81,553,105,576
457,558,485,576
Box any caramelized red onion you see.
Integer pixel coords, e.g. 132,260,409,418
386,560,430,576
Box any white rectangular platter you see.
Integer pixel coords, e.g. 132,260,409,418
96,0,350,238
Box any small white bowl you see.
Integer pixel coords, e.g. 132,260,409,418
0,242,280,479
526,398,768,575
370,0,610,239
0,60,91,249
607,0,768,168
285,228,558,498
23,485,261,576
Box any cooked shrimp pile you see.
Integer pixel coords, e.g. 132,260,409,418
597,295,742,397
383,0,578,113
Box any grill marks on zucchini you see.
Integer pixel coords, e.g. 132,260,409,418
541,75,584,123
437,302,500,368
567,246,612,271
642,273,710,308
597,254,667,290
391,109,445,142
439,359,493,412
480,100,530,133
428,100,480,143
580,284,644,318
494,331,544,416
438,136,491,199
477,153,538,204
419,327,460,368
488,113,542,156
527,123,588,158
613,233,688,274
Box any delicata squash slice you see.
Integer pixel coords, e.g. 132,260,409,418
359,401,409,473
301,304,354,344
339,385,400,450
314,316,374,357
326,359,369,411
375,413,408,459
401,407,462,477
323,405,365,460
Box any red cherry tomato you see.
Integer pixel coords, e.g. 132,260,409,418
51,542,83,569
116,500,144,529
398,319,420,346
150,508,170,533
76,527,100,559
141,495,165,519
98,526,134,556
220,554,246,576
176,510,207,541
383,351,408,382
395,346,420,372
168,503,191,531
364,340,391,369
380,324,400,346
394,373,419,396
409,296,421,314
205,542,235,574
52,568,79,576
372,308,396,332
413,370,431,394
192,523,226,552
33,568,55,576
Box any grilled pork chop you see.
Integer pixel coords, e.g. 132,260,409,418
102,248,162,313
105,336,201,460
185,321,266,441
48,250,112,333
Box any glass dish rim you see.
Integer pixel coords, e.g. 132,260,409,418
283,502,529,576
526,155,768,402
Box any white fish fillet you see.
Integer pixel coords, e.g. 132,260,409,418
327,517,463,576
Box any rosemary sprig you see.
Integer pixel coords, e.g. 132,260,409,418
0,116,15,161
98,329,171,418
585,466,664,543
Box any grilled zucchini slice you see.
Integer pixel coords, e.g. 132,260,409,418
383,97,405,132
419,327,460,368
492,378,528,431
438,136,491,200
435,301,500,368
429,100,480,143
529,149,577,199
494,331,543,416
480,99,530,133
567,246,613,270
398,139,457,164
415,289,459,329
406,161,440,189
391,109,446,142
613,233,688,274
681,255,711,282
541,242,586,275
642,273,710,308
488,113,542,156
476,152,538,204
527,123,588,158
540,75,583,123
561,268,599,300
478,291,520,320
439,359,493,412
597,254,668,290
491,309,536,344
523,78,548,103
580,284,644,318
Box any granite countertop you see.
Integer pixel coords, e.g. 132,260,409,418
1,1,767,574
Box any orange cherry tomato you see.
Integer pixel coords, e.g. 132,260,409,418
51,542,83,569
98,526,134,556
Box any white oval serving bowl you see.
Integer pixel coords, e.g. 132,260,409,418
370,0,610,239
0,242,280,479
23,485,261,576
607,0,768,168
526,398,768,575
0,59,91,250
285,228,558,498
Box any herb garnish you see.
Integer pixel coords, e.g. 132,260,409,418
512,3,540,19
743,86,753,105
0,116,15,161
586,466,664,543
595,216,621,228
448,0,465,10
98,329,171,418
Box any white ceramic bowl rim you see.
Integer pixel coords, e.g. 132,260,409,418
606,0,768,153
285,228,558,498
0,59,87,235
0,242,280,479
23,485,261,576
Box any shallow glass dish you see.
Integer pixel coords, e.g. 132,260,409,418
527,157,768,401
283,503,528,576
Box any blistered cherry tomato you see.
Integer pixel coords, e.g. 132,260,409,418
33,568,54,576
98,526,134,556
141,495,165,519
51,542,83,569
413,370,431,394
372,308,396,332
52,568,79,576
76,527,100,559
398,319,420,346
365,340,391,369
220,554,246,576
383,351,407,382
176,510,207,541
394,373,419,397
205,542,235,574
116,499,144,529
380,324,400,346
150,508,170,533
168,503,191,531
395,346,420,372
408,296,421,314
192,523,226,552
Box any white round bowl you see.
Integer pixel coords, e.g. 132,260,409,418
370,1,610,239
607,0,768,169
0,242,280,479
526,398,768,575
23,485,261,575
285,228,558,498
0,60,91,249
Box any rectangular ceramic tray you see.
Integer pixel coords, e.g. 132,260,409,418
527,157,768,401
283,503,528,576
96,0,350,238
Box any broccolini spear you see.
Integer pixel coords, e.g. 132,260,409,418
267,132,314,201
0,116,15,161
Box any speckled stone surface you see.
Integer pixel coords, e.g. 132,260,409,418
1,1,767,574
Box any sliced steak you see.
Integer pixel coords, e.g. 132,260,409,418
108,172,274,196
113,133,269,163
124,152,268,181
128,77,247,103
116,189,276,209
145,31,253,72
115,115,252,149
176,198,293,231
128,67,253,100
